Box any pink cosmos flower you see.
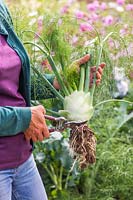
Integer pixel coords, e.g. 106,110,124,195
126,4,133,11
90,13,99,22
75,10,85,19
80,23,93,32
116,0,125,6
100,2,107,10
103,15,114,26
87,4,96,12
87,1,99,12
60,5,69,14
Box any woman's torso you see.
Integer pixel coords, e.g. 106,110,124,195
0,34,32,170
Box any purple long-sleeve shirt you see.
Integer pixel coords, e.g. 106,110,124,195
0,34,32,170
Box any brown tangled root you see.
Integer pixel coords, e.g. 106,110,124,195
69,124,96,169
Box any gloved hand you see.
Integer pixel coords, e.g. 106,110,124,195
89,62,106,88
24,105,49,142
75,54,106,87
53,55,106,89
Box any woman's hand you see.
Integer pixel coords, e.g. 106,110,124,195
53,54,106,90
76,55,106,87
24,105,49,142
53,78,60,90
89,62,106,88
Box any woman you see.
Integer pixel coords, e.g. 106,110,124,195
0,0,103,199
0,0,58,199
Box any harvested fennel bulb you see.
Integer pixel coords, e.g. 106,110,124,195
59,90,94,121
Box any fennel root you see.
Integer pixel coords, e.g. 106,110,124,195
69,124,96,169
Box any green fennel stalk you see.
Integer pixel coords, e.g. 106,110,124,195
79,65,85,91
84,61,90,93
90,32,114,103
24,41,70,96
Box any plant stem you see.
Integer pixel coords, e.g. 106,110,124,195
22,30,50,52
47,55,70,96
24,41,70,96
94,99,133,109
41,163,58,187
31,102,61,116
31,65,64,102
79,65,85,91
46,109,61,116
64,159,77,190
49,164,58,187
90,44,103,100
59,165,63,190
84,61,90,93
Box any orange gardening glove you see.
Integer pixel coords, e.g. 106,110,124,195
89,62,106,88
74,54,106,87
24,105,50,142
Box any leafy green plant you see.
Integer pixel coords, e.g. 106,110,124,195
34,131,80,199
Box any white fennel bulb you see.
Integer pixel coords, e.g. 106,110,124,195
59,90,94,121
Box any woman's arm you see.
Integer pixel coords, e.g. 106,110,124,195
0,106,31,137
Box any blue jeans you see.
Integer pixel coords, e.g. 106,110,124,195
0,154,48,200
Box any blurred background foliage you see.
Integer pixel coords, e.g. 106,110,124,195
6,0,133,199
